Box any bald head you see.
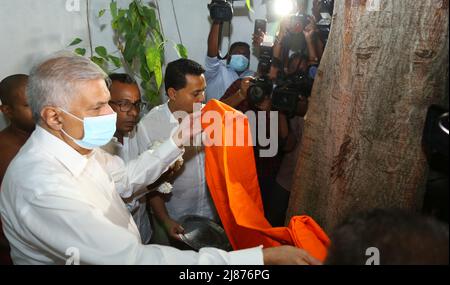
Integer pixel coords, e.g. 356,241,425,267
0,74,29,106
0,74,34,133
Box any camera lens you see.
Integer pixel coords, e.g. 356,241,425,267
248,85,265,104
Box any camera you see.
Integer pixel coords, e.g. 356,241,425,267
247,43,274,106
247,76,274,106
289,14,310,30
257,45,273,75
208,0,233,22
271,72,313,116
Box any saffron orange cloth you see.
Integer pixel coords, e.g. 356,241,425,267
201,100,330,261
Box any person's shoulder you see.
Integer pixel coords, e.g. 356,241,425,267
1,147,79,209
0,127,13,144
140,104,170,124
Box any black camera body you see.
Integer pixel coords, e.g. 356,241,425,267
257,45,273,75
208,0,233,22
247,43,274,107
290,14,310,30
247,76,274,106
271,73,313,116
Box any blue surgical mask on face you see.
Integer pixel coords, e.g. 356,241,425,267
228,54,249,73
60,108,117,150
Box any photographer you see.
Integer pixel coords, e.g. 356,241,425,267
221,52,313,225
253,15,323,81
205,18,255,102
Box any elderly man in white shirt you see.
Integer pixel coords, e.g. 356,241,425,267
0,53,318,265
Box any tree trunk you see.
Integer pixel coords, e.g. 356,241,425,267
286,0,449,232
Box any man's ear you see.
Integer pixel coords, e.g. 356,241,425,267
0,105,13,119
167,88,177,101
41,107,63,131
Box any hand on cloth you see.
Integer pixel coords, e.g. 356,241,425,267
263,246,322,265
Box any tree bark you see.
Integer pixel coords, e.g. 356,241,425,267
286,0,449,232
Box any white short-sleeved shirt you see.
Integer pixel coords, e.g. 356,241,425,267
0,126,263,264
136,103,217,222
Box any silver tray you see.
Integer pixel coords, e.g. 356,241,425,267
178,215,232,251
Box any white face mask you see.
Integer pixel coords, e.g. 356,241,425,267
60,108,117,150
228,54,249,72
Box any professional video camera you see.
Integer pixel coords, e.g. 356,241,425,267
208,0,234,22
271,72,313,116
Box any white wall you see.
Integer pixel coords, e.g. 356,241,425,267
0,0,313,130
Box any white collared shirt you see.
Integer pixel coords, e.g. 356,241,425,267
0,126,263,264
102,128,153,244
136,103,217,222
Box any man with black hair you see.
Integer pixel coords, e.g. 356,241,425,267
325,209,449,265
102,73,155,244
136,58,215,246
205,20,255,102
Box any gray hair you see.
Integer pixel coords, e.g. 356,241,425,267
27,52,110,122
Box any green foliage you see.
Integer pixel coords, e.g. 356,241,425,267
69,38,82,46
70,0,188,105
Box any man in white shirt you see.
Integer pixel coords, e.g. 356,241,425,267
205,20,255,102
137,59,215,245
0,53,318,265
102,73,153,244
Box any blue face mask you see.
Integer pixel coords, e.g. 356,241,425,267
228,54,249,73
60,109,117,150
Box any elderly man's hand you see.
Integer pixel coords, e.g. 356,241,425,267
263,246,322,265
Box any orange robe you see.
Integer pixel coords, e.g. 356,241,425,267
202,100,330,261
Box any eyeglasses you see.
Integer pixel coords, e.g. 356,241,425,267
109,100,147,112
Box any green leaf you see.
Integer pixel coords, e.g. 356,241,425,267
91,56,106,68
98,9,106,18
110,1,118,19
123,38,139,64
145,45,162,89
95,46,108,59
175,44,188,59
142,6,157,28
133,0,145,16
108,55,122,68
74,48,86,56
140,64,151,82
68,38,82,46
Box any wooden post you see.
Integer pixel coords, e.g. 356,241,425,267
286,0,449,232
